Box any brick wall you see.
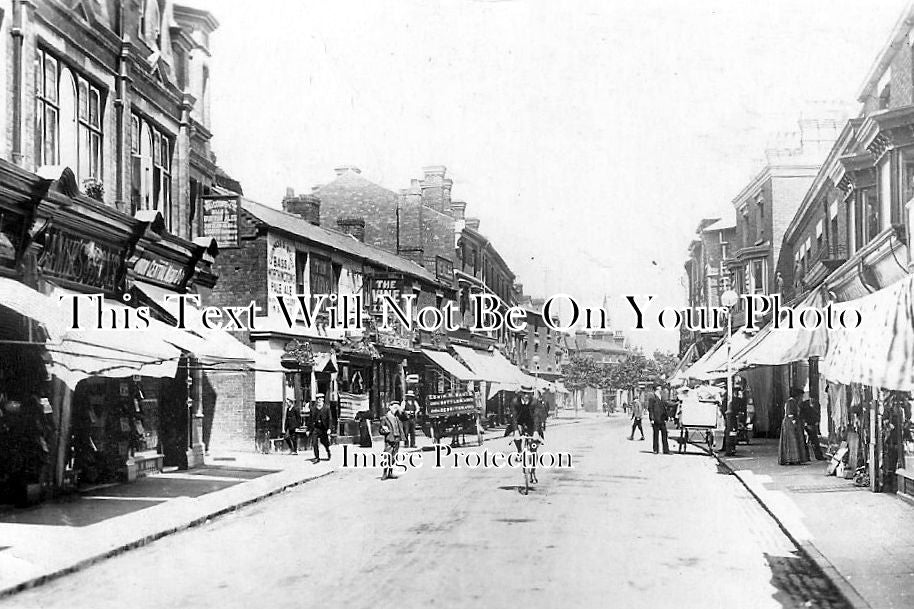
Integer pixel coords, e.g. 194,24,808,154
771,175,816,288
202,369,256,452
315,170,400,253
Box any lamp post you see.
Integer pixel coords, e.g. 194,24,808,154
721,290,739,455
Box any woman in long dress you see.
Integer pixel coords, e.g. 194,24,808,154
779,387,810,465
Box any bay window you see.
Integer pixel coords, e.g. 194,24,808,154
35,49,103,183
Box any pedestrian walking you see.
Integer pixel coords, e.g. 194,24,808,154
800,396,826,460
473,384,485,446
379,401,404,480
284,399,301,455
778,387,810,465
401,391,419,448
627,397,644,441
357,411,372,448
309,394,332,462
647,386,670,454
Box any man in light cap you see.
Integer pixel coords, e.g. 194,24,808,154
379,401,404,480
309,393,332,462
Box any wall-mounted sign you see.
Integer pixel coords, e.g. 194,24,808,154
370,274,401,315
37,228,123,292
376,330,412,350
425,392,475,418
202,197,239,248
267,233,296,316
132,256,187,288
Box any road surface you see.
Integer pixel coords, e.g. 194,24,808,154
9,416,849,609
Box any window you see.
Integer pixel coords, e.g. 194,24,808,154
862,188,880,245
35,50,104,182
295,251,308,295
829,199,840,253
879,84,891,110
141,0,162,48
816,220,824,253
757,199,765,242
742,210,750,246
750,259,765,294
309,255,333,296
899,147,914,222
130,114,172,226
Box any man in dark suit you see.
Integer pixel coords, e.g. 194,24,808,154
647,385,670,454
379,401,404,480
309,394,332,462
284,399,302,455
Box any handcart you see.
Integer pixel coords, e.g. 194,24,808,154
676,390,720,454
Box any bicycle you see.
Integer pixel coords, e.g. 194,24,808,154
514,433,541,495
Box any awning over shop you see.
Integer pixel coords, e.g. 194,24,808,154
686,330,754,380
668,342,700,386
452,345,527,397
555,381,570,394
0,277,69,339
46,286,186,388
421,348,479,382
730,288,827,368
132,281,256,364
822,274,914,390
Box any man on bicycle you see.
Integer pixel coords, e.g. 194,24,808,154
512,385,542,486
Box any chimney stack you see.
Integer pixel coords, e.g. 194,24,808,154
337,217,366,242
282,191,321,226
420,165,447,212
465,217,480,231
451,201,467,220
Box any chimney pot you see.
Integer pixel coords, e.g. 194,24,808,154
334,165,361,176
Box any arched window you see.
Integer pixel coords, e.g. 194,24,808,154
130,114,174,227
35,49,104,182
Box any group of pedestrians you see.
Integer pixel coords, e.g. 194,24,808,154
283,394,332,463
778,386,826,465
627,386,672,454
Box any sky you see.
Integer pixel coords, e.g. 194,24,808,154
191,0,911,353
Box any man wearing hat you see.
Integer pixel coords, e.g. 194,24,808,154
401,390,419,449
309,393,332,462
379,401,404,480
512,385,537,452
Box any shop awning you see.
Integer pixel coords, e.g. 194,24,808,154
668,342,700,386
683,338,725,380
46,286,185,388
421,348,479,382
730,288,828,368
688,330,754,380
822,274,914,390
132,281,256,364
0,277,69,339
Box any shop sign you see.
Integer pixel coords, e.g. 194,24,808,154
370,275,401,309
202,197,239,248
37,228,123,292
267,234,297,316
426,392,475,418
132,256,186,288
376,330,412,350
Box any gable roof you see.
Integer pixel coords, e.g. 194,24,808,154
239,198,444,286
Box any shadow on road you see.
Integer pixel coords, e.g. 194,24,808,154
764,552,852,609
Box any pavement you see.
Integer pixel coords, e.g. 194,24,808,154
0,412,590,599
714,437,914,609
5,415,851,608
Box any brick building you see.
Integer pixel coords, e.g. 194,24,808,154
200,187,468,449
0,1,253,503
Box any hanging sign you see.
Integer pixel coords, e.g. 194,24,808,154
202,197,239,248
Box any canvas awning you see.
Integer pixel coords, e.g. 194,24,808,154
46,287,184,389
683,338,725,380
730,288,828,368
452,345,529,397
687,330,754,380
822,274,914,390
0,277,70,339
421,348,479,382
132,281,256,364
